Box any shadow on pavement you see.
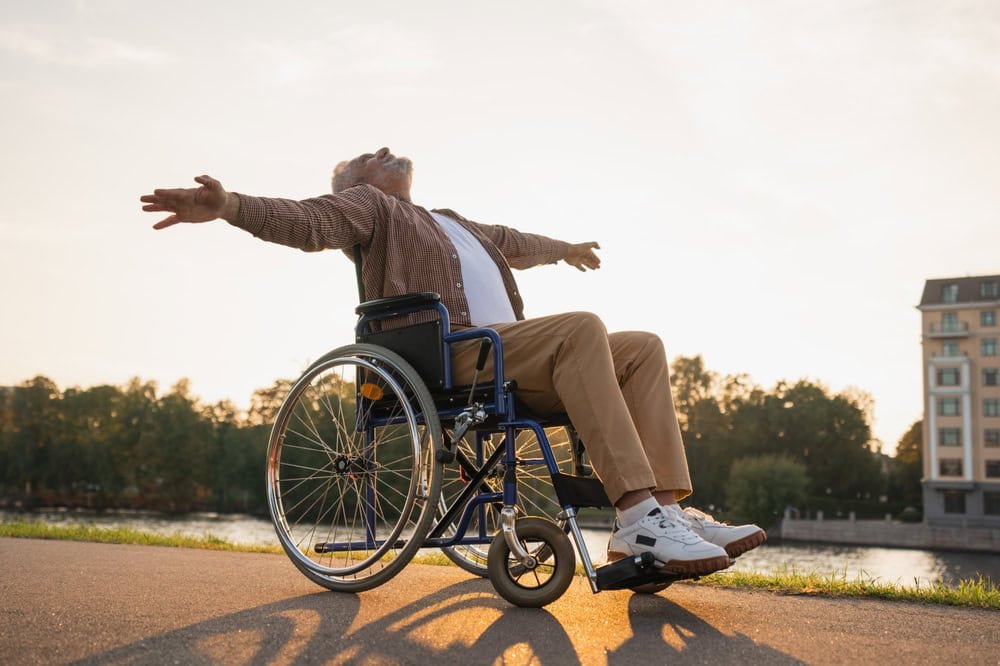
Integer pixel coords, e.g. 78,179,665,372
607,593,800,664
74,578,797,664
73,577,580,665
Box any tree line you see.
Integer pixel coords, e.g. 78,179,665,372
673,356,922,526
0,356,923,525
0,376,291,514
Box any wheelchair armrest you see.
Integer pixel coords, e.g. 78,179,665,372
355,292,441,317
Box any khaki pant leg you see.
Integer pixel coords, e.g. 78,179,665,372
608,331,693,500
450,312,656,504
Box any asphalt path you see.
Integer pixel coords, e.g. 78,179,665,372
1,537,997,665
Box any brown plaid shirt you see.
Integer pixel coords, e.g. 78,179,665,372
229,184,570,326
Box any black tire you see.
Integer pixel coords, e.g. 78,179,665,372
439,427,574,576
487,517,575,607
266,344,443,592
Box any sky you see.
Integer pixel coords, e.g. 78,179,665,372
2,0,999,455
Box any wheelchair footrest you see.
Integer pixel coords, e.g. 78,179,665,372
594,552,685,591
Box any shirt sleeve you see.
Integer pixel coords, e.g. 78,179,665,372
435,210,570,270
227,184,386,252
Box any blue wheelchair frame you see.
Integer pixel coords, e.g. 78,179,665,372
351,293,675,594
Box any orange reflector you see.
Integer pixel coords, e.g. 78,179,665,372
360,383,384,400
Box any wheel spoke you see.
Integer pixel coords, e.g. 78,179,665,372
268,346,440,589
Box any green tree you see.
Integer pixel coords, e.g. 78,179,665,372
247,379,294,427
139,379,213,511
671,356,775,511
727,381,883,502
203,399,267,513
725,454,810,528
55,384,127,505
4,377,61,502
670,355,718,431
889,420,923,509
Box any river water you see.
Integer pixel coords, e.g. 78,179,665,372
6,510,998,588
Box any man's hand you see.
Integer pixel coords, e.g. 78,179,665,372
140,175,234,230
564,242,601,272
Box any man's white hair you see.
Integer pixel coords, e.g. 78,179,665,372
331,158,362,193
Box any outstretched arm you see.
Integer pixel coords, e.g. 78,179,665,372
141,178,381,252
140,175,238,230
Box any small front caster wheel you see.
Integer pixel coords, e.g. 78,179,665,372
487,516,575,608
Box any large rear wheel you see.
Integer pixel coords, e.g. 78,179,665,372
266,344,443,592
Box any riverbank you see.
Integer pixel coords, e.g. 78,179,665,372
781,516,1000,553
3,521,997,609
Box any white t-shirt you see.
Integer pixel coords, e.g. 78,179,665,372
431,212,516,326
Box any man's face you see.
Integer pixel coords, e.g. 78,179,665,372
351,147,413,196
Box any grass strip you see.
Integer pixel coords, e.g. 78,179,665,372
0,519,283,554
4,520,997,609
695,567,1000,610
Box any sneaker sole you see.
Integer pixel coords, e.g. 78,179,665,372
724,529,767,558
607,551,731,576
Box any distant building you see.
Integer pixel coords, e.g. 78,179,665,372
918,274,1000,526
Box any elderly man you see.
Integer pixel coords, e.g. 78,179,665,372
140,147,765,575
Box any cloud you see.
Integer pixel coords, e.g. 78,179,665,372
0,25,174,68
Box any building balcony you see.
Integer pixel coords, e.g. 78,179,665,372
930,351,969,360
927,322,970,338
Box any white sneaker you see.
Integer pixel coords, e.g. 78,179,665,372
664,505,767,558
608,507,731,576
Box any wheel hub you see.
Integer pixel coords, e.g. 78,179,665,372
333,455,368,476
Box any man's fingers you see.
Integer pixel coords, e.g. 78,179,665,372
153,215,180,230
194,174,222,191
152,187,186,197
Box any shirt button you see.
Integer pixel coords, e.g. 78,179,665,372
461,311,467,316
457,282,462,288
452,254,458,259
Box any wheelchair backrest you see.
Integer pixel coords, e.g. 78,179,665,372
352,245,447,389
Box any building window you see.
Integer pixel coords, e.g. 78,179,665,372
942,284,959,303
942,341,960,357
982,281,999,299
983,310,998,327
985,492,1000,516
938,398,961,416
987,461,1000,478
937,368,961,386
985,369,999,387
941,312,959,332
943,490,966,513
986,429,1000,447
984,338,998,357
985,399,1000,417
939,428,962,446
939,459,963,477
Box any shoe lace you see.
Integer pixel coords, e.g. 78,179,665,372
681,506,728,526
661,503,694,527
647,509,686,532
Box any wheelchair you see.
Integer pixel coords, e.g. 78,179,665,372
265,262,688,607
